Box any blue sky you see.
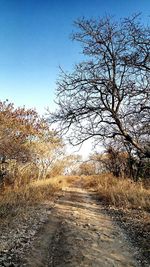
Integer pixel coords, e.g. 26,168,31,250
0,0,149,114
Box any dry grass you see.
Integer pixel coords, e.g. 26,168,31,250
82,174,150,210
0,175,74,220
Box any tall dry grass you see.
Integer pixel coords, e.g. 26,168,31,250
83,174,150,210
0,175,73,220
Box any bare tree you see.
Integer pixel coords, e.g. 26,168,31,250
50,15,150,158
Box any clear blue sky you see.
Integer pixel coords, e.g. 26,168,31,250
0,0,149,114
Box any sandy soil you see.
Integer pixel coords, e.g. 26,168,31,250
22,182,141,267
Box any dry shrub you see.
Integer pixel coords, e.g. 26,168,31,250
83,174,150,210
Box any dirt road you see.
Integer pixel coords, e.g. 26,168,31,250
23,182,140,267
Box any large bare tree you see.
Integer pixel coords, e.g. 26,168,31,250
51,15,150,158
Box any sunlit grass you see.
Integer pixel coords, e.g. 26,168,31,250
82,174,150,210
0,175,75,220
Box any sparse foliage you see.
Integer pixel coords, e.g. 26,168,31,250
51,15,150,159
0,100,65,188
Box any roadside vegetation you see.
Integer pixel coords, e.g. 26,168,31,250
0,99,149,221
82,174,150,211
0,100,76,221
0,175,76,221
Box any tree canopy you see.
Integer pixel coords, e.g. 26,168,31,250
51,15,150,158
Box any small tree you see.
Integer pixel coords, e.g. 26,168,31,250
31,131,64,179
0,100,59,187
0,100,44,164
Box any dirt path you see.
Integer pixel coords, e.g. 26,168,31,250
22,182,141,267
